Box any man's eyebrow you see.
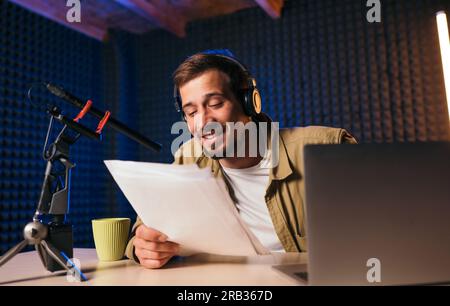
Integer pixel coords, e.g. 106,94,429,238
181,102,194,111
182,92,226,110
203,92,226,99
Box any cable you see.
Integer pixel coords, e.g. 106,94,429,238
27,82,48,110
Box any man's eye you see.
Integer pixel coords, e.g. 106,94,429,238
208,101,224,108
187,111,197,117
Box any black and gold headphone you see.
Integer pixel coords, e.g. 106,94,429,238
173,50,262,121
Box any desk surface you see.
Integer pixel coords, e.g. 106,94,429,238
0,249,307,285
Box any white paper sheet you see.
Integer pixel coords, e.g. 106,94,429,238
104,160,268,256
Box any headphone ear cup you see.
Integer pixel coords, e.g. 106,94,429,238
252,88,262,115
240,90,251,117
242,88,262,117
242,78,262,117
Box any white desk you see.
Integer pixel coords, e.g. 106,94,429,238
0,248,307,286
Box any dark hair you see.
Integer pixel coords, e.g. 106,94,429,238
172,53,249,101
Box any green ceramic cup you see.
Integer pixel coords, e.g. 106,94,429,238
92,218,131,261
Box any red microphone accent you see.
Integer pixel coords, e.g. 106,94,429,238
73,100,92,122
96,111,111,134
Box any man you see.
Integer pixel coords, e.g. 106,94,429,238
125,50,357,269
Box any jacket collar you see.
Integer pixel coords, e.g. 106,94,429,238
269,133,293,181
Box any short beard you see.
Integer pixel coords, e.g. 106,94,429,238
203,144,226,160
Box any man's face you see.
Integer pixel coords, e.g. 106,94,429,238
179,69,250,158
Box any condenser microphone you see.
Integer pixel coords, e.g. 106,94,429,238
46,83,162,152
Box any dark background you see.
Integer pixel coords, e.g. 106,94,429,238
1,0,449,254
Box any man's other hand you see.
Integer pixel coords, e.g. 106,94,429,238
133,224,180,269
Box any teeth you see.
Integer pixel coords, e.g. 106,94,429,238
202,131,222,139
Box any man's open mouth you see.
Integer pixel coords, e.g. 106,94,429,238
201,129,224,140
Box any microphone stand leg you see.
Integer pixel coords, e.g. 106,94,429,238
40,240,87,282
40,240,71,273
0,240,29,267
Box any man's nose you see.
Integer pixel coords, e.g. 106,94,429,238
194,109,214,133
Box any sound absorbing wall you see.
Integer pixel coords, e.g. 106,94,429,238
133,0,450,162
0,0,121,254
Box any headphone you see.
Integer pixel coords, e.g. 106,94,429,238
173,50,262,121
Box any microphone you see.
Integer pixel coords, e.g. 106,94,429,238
46,83,162,152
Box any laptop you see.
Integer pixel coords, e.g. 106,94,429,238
273,142,450,285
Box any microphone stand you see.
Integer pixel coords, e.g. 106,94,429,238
0,105,100,281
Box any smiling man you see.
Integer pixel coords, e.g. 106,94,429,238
125,50,357,269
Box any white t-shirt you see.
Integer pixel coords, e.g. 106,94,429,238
221,158,285,253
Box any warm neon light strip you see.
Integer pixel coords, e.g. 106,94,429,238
436,11,450,121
